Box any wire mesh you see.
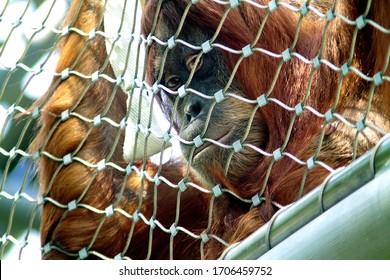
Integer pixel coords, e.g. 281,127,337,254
0,0,389,260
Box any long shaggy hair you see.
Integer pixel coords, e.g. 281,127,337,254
30,0,389,259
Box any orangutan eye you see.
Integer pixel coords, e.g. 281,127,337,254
165,75,182,90
185,54,203,73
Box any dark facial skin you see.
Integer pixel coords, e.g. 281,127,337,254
152,24,267,188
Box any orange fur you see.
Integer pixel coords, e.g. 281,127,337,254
31,0,389,259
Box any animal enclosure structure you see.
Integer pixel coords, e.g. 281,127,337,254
0,0,389,260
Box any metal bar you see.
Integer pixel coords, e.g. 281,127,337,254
258,167,390,259
223,136,390,260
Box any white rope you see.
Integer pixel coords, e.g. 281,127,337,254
103,0,171,162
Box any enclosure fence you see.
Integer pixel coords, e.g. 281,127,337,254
0,0,389,260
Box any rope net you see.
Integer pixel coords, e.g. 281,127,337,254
0,0,389,259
